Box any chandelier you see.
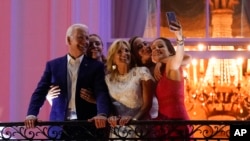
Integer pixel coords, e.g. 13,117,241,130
182,0,250,120
184,56,250,120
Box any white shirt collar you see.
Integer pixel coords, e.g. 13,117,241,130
67,54,84,64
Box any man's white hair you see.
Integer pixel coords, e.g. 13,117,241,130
65,23,89,45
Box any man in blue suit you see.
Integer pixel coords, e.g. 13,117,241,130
24,24,111,139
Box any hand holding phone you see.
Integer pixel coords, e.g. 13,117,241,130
166,12,177,24
166,12,181,31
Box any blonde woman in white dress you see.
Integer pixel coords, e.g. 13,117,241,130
106,39,155,139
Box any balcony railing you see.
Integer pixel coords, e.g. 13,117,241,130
0,120,249,140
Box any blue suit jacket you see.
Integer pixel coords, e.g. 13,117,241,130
27,55,111,121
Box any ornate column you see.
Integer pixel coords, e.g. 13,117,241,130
210,0,239,37
205,0,239,85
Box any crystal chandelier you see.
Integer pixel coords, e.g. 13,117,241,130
183,0,250,120
184,57,250,120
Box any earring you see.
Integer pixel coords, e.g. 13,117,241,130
112,64,117,70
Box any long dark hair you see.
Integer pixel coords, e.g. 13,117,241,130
128,36,143,66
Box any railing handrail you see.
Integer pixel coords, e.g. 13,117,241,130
1,119,250,126
0,120,249,140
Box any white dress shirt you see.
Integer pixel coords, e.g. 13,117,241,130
67,54,83,120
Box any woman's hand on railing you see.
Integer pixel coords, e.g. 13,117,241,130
119,116,132,126
107,116,120,127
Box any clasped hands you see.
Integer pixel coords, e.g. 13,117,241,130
107,115,133,127
88,115,133,128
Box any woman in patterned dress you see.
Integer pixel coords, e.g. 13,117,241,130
105,39,155,139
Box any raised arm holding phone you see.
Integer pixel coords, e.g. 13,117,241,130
150,14,192,140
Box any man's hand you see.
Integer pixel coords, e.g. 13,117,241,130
24,118,38,129
88,114,107,129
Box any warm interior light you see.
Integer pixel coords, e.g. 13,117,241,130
198,44,205,51
247,45,250,51
185,56,250,120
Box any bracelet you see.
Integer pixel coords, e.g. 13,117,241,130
176,36,185,46
176,40,184,46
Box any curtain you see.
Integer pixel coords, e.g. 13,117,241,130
0,0,149,122
111,0,148,38
244,0,250,23
0,0,106,122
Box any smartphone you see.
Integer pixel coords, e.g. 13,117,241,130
166,12,177,29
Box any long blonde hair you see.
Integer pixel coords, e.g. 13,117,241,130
106,39,136,81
